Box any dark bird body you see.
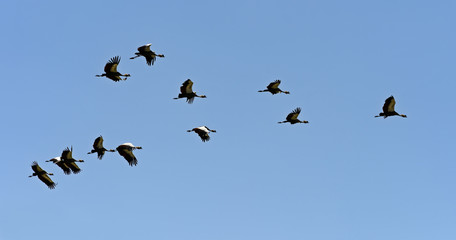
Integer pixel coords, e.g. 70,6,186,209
187,126,216,142
116,143,142,166
46,157,71,175
96,56,130,81
174,79,206,103
88,136,115,160
61,147,84,174
29,162,56,189
258,80,290,95
130,44,165,66
375,96,407,118
278,107,309,124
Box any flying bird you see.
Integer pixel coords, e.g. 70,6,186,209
278,107,309,124
88,136,116,160
375,96,407,118
46,157,71,175
61,147,84,174
130,43,165,66
116,143,142,166
187,126,216,142
29,162,56,189
173,79,206,103
258,80,290,95
95,56,131,82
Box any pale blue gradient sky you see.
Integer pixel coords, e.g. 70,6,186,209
1,1,456,240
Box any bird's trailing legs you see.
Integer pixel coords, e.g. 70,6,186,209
87,149,116,154
28,173,54,177
130,53,165,59
278,120,309,124
130,54,141,60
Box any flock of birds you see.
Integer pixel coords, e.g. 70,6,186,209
29,43,408,189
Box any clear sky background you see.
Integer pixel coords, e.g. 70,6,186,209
1,0,455,239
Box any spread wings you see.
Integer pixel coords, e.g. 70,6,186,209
286,107,301,121
267,80,281,89
31,162,56,189
31,161,45,174
93,136,104,150
116,145,138,166
383,96,396,113
138,44,151,53
104,56,120,73
67,162,82,174
61,147,73,160
180,79,194,94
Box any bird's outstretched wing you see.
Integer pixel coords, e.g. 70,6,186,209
38,174,56,189
105,56,120,73
31,161,44,174
267,80,281,89
67,162,82,174
94,136,104,149
61,147,73,160
117,146,138,166
286,107,301,121
193,127,211,142
145,54,156,66
56,161,71,175
138,44,151,52
181,79,194,94
197,131,210,142
383,96,396,113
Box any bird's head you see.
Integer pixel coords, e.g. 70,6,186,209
125,74,131,77
48,173,54,176
210,129,217,132
400,114,407,118
200,95,207,98
136,146,143,149
302,120,309,124
187,130,193,132
283,91,290,94
78,160,85,162
158,54,165,58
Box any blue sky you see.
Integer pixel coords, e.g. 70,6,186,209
1,0,456,239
